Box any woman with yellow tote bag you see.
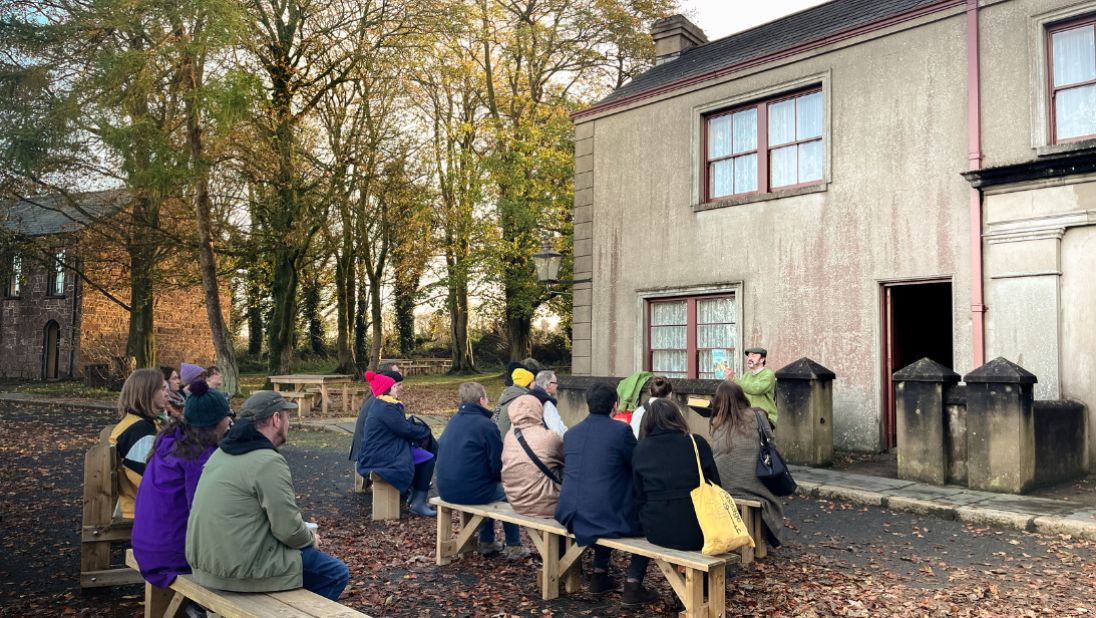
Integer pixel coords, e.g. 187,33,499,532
631,399,754,556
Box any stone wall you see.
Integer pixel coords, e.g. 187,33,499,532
80,258,225,374
557,375,723,439
0,248,80,379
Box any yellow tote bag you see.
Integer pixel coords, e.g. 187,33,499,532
689,435,755,556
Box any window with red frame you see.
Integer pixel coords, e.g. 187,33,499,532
705,90,823,202
1050,19,1096,142
648,294,736,380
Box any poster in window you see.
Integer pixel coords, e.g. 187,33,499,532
711,349,729,378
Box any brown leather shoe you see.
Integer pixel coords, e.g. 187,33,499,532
620,581,660,607
588,571,621,595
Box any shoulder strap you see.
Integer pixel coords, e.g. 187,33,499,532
754,410,771,448
689,434,708,487
514,428,561,485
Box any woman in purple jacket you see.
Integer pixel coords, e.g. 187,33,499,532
131,379,231,592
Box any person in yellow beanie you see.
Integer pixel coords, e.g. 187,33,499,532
494,363,533,435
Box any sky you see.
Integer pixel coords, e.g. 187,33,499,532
677,0,834,41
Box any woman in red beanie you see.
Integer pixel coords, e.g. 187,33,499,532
355,371,437,517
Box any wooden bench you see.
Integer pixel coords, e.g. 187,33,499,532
734,499,766,565
281,391,319,422
125,550,370,618
370,472,400,520
431,498,740,618
81,425,144,589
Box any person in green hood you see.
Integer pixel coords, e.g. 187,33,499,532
186,390,349,600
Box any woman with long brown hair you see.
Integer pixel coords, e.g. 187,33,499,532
109,368,169,518
708,381,785,549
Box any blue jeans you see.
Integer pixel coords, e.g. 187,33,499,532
478,483,522,547
301,547,349,601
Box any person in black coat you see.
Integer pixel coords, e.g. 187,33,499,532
553,383,660,608
632,399,722,551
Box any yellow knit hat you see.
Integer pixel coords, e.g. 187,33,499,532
512,368,534,388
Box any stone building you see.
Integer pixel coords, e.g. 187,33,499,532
1,191,222,380
569,0,1096,455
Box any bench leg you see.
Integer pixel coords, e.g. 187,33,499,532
708,565,725,618
353,470,371,493
370,473,401,521
436,505,456,566
738,506,755,566
562,537,583,594
540,531,559,601
683,567,705,618
457,512,481,556
146,583,189,618
80,541,111,587
753,509,767,559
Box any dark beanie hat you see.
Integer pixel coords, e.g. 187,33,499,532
382,370,403,383
184,379,230,427
504,361,529,387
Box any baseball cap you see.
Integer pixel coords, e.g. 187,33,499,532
239,390,298,421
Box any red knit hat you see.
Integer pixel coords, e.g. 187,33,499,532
365,371,396,397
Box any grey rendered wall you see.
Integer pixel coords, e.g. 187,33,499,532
573,9,973,452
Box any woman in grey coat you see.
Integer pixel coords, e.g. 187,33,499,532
708,381,784,549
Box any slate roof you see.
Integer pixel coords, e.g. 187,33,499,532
597,0,947,107
0,190,128,236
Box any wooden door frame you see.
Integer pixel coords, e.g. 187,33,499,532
879,278,953,450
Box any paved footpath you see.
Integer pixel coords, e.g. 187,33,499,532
791,465,1096,541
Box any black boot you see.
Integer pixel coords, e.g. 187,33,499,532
408,489,436,517
620,581,660,607
588,571,621,595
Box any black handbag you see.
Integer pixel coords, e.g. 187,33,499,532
754,411,797,496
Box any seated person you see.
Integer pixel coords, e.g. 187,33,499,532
437,383,529,561
159,366,186,416
186,391,349,601
502,394,564,518
349,361,400,465
111,368,170,518
629,376,673,439
529,370,567,438
205,365,223,391
180,363,206,397
357,370,436,517
632,398,721,552
495,362,533,436
132,379,231,616
708,381,784,549
554,383,659,608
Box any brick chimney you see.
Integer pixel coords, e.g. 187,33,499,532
651,15,708,65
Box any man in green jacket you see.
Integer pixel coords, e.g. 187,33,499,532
186,391,349,600
725,347,778,428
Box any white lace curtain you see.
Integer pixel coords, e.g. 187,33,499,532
1054,25,1096,140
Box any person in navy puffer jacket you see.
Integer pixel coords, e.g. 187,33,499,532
437,382,529,561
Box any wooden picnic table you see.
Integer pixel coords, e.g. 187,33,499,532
269,374,353,415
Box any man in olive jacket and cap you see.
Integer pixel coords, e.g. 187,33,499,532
186,391,349,600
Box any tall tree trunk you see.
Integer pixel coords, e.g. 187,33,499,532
506,315,532,362
182,35,240,396
394,272,417,356
334,243,355,372
126,240,156,368
447,256,476,373
354,276,368,376
368,270,383,371
267,249,299,376
247,287,264,355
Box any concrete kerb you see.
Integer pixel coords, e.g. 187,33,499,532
791,477,1096,541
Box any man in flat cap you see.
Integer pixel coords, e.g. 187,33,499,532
187,391,349,600
725,347,777,428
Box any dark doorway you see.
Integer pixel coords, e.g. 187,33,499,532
882,281,953,449
43,321,60,380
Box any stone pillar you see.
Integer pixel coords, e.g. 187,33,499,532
964,357,1038,494
773,358,835,467
893,358,961,485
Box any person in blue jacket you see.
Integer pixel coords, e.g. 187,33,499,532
356,370,436,517
553,382,660,608
437,381,530,560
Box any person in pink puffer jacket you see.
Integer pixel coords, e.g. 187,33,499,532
501,395,564,518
